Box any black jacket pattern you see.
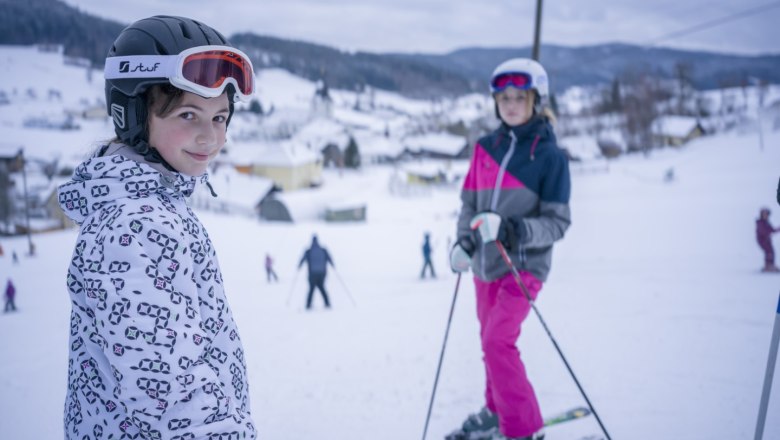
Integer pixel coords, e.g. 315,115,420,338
58,145,256,439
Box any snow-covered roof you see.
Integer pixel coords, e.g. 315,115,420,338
401,162,448,178
0,143,23,158
295,118,350,150
653,115,701,138
403,132,466,156
558,135,603,161
353,132,405,158
192,166,274,211
227,140,320,167
331,107,388,131
325,198,368,210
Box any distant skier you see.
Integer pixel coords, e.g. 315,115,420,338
420,232,436,279
757,207,780,273
4,278,16,312
11,250,18,264
265,253,279,283
298,235,334,309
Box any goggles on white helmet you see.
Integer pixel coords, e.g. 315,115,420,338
489,58,549,99
105,45,255,102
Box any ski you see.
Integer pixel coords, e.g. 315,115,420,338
544,406,591,427
445,406,592,439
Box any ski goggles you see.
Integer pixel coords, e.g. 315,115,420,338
105,45,255,102
490,72,533,93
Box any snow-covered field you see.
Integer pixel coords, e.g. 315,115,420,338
1,44,780,440
1,127,779,439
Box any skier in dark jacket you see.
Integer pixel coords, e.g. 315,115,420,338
298,235,334,309
757,208,780,272
4,278,15,312
420,232,436,279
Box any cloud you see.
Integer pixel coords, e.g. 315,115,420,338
62,0,778,55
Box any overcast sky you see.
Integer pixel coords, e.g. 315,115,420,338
63,0,778,56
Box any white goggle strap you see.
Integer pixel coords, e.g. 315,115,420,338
104,55,179,80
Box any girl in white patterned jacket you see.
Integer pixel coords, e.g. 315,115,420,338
58,16,257,439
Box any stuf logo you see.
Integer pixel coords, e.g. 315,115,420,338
119,61,160,74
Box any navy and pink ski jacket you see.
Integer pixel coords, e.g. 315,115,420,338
457,117,571,282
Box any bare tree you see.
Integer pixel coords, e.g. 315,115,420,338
620,71,664,154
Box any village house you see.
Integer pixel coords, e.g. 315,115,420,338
229,141,323,192
652,115,705,147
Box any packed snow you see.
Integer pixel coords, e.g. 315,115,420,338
1,44,780,440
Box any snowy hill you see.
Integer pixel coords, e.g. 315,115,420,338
1,117,780,440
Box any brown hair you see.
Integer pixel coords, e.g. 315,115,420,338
145,84,186,119
101,84,186,153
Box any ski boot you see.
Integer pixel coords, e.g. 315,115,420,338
445,406,499,440
489,429,545,440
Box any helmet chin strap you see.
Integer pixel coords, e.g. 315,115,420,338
132,139,177,172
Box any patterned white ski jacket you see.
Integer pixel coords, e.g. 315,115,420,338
58,144,256,440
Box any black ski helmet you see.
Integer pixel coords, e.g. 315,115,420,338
105,15,241,152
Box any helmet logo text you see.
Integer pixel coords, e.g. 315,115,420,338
119,61,161,74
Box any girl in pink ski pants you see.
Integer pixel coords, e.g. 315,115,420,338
474,271,544,438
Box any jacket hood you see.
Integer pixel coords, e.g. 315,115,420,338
58,144,206,225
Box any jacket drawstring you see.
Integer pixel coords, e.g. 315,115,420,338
206,181,219,197
529,134,540,161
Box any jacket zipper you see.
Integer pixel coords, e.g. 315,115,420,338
481,131,517,276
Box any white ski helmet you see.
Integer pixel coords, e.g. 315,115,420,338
489,58,549,99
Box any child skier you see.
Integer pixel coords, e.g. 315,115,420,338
57,16,257,439
448,58,571,440
266,253,279,282
3,278,15,312
421,232,436,279
757,207,780,272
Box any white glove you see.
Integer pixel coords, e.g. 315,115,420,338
470,211,503,243
449,244,472,273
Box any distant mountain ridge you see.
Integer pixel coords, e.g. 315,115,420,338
2,0,778,98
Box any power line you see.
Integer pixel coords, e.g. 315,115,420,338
647,1,780,45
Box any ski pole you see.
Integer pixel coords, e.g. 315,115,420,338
285,267,301,307
495,241,613,440
332,267,357,307
422,272,462,440
755,291,780,440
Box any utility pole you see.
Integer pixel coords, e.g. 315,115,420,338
532,0,544,61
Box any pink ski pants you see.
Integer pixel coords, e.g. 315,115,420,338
474,271,544,438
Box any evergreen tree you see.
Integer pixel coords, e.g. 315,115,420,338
344,137,361,169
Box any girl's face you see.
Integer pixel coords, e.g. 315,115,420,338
495,88,534,127
148,91,230,176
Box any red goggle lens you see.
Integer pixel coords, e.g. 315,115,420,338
491,73,532,92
